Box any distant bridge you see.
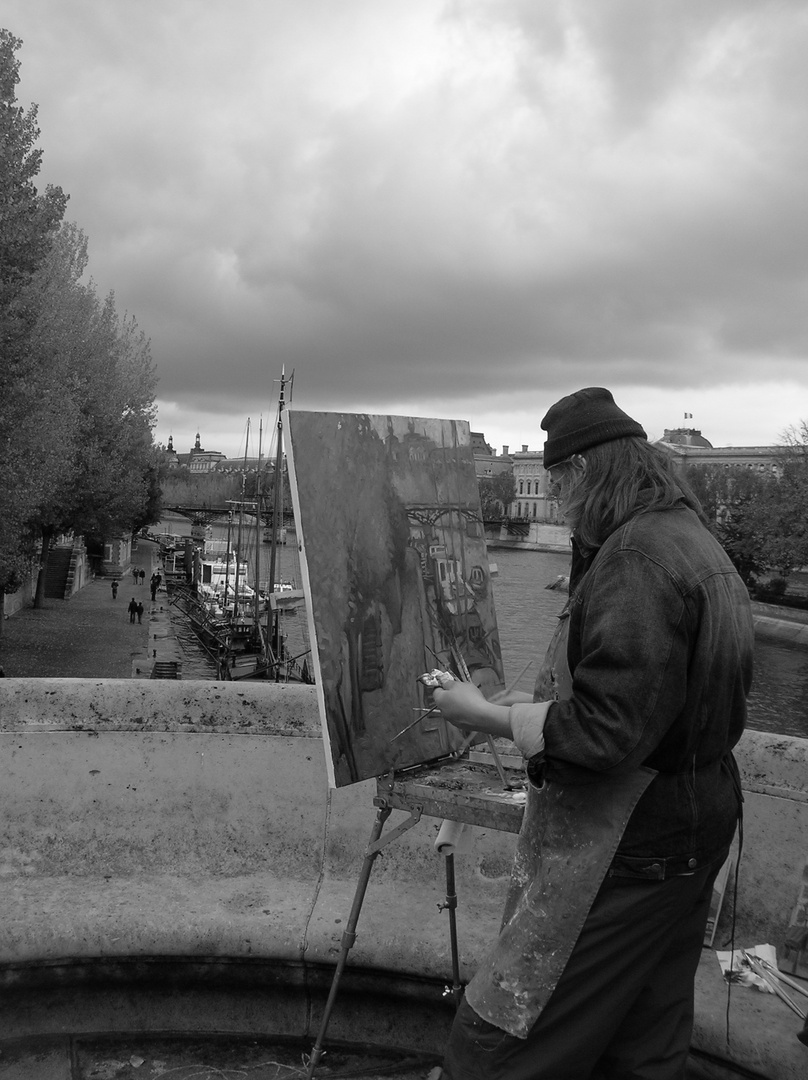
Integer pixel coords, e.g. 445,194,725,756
160,505,292,526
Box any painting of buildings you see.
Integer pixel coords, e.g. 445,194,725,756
286,411,505,787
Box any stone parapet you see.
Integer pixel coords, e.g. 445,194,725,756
0,679,805,1078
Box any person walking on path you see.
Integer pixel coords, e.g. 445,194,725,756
132,567,139,584
434,387,754,1080
135,601,144,624
139,568,146,585
150,575,158,602
127,598,137,624
111,579,118,600
0,568,156,679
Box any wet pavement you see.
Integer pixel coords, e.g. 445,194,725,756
0,540,216,681
0,542,163,679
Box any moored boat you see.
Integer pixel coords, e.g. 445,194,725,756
169,370,312,684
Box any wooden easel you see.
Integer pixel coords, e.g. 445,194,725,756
305,753,526,1079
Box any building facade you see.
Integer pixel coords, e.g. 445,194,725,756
509,446,560,523
498,427,785,525
167,433,227,473
656,428,782,477
471,433,513,480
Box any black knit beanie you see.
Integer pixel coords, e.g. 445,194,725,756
541,388,647,468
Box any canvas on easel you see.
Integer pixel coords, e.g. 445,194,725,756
286,411,505,787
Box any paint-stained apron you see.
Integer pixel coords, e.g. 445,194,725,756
463,604,656,1038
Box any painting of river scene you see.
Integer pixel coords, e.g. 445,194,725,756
286,411,505,787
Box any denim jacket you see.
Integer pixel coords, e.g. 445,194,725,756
541,504,754,875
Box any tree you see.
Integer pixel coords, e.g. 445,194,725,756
23,231,159,604
1,34,160,624
686,443,808,589
478,472,516,518
686,465,772,586
762,428,808,580
0,31,67,352
160,467,243,509
0,30,68,606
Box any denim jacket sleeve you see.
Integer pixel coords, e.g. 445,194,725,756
543,543,691,778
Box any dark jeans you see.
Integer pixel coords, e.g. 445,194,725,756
444,854,726,1080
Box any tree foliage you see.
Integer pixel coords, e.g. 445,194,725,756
686,450,808,588
478,472,516,518
1,30,69,594
160,467,243,509
1,32,159,609
0,30,66,360
159,462,294,517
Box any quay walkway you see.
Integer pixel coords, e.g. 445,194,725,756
0,539,167,680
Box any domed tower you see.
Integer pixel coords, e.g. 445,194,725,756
661,427,714,449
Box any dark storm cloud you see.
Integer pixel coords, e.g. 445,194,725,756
5,0,808,453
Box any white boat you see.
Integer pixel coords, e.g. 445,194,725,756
174,370,312,683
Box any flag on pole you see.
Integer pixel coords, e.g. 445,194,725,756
684,412,693,420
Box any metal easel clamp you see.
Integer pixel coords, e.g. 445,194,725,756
366,802,423,856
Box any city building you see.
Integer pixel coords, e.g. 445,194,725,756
509,445,559,523
471,432,513,480
161,436,180,469
498,426,787,525
655,428,783,477
174,433,227,473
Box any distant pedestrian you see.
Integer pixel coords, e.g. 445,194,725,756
128,598,137,624
111,579,118,599
150,575,158,601
132,567,139,583
156,571,162,588
136,601,144,624
139,568,146,585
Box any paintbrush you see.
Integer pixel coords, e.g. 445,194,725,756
390,658,534,745
755,956,808,1000
390,703,440,742
743,952,806,1019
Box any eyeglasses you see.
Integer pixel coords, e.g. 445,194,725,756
547,455,583,483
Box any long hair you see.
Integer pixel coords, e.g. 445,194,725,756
556,437,705,552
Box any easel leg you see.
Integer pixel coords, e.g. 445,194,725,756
306,803,391,1078
307,796,424,1078
440,852,463,1009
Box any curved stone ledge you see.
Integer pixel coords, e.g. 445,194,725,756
0,678,806,1078
753,614,808,648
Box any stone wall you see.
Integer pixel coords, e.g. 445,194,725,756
0,679,805,1077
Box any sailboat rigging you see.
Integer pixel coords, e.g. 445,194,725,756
168,369,311,683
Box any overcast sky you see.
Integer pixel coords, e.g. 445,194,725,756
6,0,808,459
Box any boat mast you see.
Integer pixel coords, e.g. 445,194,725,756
223,510,233,604
267,371,287,598
265,369,290,670
254,417,264,631
233,419,250,619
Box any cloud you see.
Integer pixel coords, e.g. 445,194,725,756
5,0,808,456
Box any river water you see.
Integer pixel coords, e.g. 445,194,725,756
158,515,807,738
489,546,808,740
